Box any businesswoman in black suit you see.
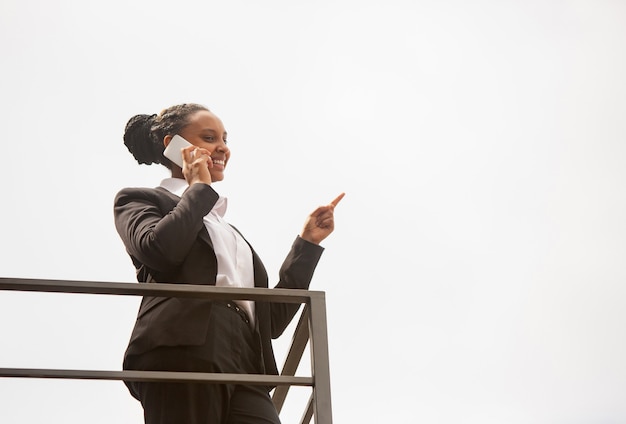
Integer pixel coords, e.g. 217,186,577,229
116,103,343,424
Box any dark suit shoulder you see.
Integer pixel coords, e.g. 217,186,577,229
115,186,171,204
115,184,218,212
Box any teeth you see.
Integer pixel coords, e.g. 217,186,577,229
212,159,225,166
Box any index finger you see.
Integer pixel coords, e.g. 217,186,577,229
181,146,196,162
330,192,345,207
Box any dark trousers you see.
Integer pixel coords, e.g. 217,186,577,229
126,302,281,424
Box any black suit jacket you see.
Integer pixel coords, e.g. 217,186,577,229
114,183,324,379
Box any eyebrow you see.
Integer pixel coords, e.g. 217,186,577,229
200,129,227,137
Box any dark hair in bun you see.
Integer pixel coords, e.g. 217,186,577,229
123,103,209,168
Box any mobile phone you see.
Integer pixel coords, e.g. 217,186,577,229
163,134,193,168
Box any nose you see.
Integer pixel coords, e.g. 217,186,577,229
215,138,229,154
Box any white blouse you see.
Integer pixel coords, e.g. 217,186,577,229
160,178,255,325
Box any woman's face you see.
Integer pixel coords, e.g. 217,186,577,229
177,110,230,182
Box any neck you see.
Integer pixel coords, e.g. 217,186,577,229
171,167,184,179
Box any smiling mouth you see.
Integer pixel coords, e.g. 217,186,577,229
212,159,226,166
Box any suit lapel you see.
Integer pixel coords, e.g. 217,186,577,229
230,225,268,289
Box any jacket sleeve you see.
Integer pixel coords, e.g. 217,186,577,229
114,184,219,272
270,236,324,338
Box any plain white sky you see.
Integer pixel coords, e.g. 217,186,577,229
1,1,625,423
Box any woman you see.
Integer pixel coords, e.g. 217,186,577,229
115,103,343,424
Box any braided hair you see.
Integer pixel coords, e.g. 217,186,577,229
123,103,209,168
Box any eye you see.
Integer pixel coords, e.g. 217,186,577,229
223,138,228,145
204,136,215,142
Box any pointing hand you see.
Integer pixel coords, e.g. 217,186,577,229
300,193,345,245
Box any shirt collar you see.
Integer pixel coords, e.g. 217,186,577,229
159,178,228,217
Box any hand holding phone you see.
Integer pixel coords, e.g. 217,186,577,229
163,134,193,168
164,134,214,186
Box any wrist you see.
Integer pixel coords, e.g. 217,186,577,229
299,233,320,245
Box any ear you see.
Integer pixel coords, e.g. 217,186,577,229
163,134,173,148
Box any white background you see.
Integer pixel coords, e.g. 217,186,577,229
1,1,625,423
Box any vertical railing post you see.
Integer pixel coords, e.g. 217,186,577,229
308,292,333,424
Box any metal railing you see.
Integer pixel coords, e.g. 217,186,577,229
0,277,333,424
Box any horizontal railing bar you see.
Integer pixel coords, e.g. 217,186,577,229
0,278,323,303
0,277,333,422
0,368,313,386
